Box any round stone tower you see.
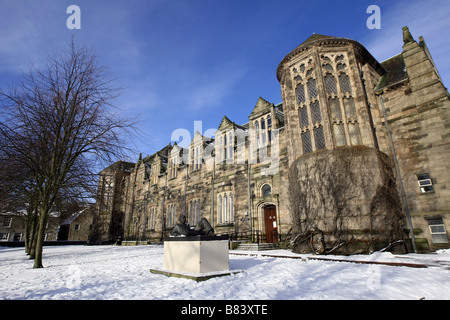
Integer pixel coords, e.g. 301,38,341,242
277,34,385,164
277,34,406,254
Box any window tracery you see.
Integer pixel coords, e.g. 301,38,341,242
218,192,234,224
321,53,362,147
294,57,325,154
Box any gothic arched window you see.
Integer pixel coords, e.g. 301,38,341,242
262,184,271,197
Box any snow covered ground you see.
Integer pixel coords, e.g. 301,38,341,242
0,244,449,300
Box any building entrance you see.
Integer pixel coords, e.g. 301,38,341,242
264,205,278,243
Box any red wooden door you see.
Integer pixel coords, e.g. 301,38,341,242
264,205,278,243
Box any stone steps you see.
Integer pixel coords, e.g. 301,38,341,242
236,242,277,251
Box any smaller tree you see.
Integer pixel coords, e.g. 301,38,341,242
0,38,136,268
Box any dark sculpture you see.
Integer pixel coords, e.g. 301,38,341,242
171,215,215,237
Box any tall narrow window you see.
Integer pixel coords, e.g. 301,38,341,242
173,158,176,178
302,131,312,154
172,205,176,227
220,136,224,162
228,133,233,161
194,147,198,170
333,123,346,146
296,84,305,104
172,156,178,178
168,205,176,228
324,74,337,94
329,98,342,121
224,134,228,160
299,107,309,128
348,123,362,145
261,118,266,145
314,127,326,150
255,121,260,147
148,208,155,230
223,194,228,223
218,196,222,223
267,116,272,142
194,200,199,226
307,78,318,99
229,194,234,223
339,73,352,94
344,98,357,119
310,101,322,124
193,146,202,170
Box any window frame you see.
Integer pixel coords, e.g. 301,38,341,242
2,217,12,228
428,218,448,244
417,173,434,193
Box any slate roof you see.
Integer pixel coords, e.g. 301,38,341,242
100,160,135,173
299,33,337,46
375,54,408,92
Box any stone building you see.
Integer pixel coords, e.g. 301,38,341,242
0,211,60,243
0,207,93,245
94,27,449,253
58,208,94,242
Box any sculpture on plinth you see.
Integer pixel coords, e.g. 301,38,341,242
150,214,237,281
171,214,215,237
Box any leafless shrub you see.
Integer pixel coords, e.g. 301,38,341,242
289,146,405,255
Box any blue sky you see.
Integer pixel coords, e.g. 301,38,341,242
1,0,450,162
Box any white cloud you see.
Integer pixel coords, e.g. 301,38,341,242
186,64,248,112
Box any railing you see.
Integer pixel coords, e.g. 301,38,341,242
122,229,281,244
229,230,279,244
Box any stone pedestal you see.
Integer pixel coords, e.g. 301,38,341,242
151,235,240,281
163,236,229,274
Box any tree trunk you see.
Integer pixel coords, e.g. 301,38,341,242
28,208,39,259
33,206,49,268
25,206,37,255
24,214,31,255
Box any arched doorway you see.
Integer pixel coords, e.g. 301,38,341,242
264,205,278,243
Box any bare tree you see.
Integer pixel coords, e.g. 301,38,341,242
0,38,135,268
